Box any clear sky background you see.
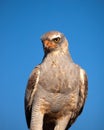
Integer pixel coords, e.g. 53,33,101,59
0,0,104,130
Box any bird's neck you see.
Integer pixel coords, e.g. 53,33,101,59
42,50,73,64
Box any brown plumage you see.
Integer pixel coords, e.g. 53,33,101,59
24,31,88,130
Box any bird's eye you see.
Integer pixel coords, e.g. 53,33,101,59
53,37,60,43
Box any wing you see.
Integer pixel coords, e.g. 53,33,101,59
76,68,88,116
24,66,40,128
65,68,88,130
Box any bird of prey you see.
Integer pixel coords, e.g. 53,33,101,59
24,31,88,130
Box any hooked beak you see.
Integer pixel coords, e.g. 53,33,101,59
42,40,57,50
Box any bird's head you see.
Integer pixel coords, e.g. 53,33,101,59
41,31,69,55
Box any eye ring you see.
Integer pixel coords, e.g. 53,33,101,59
53,37,60,43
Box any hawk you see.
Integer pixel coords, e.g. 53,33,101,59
24,31,88,130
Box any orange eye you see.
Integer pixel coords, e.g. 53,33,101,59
53,37,60,43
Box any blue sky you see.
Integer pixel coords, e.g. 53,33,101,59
0,0,104,130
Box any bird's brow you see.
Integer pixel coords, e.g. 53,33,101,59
50,34,61,40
